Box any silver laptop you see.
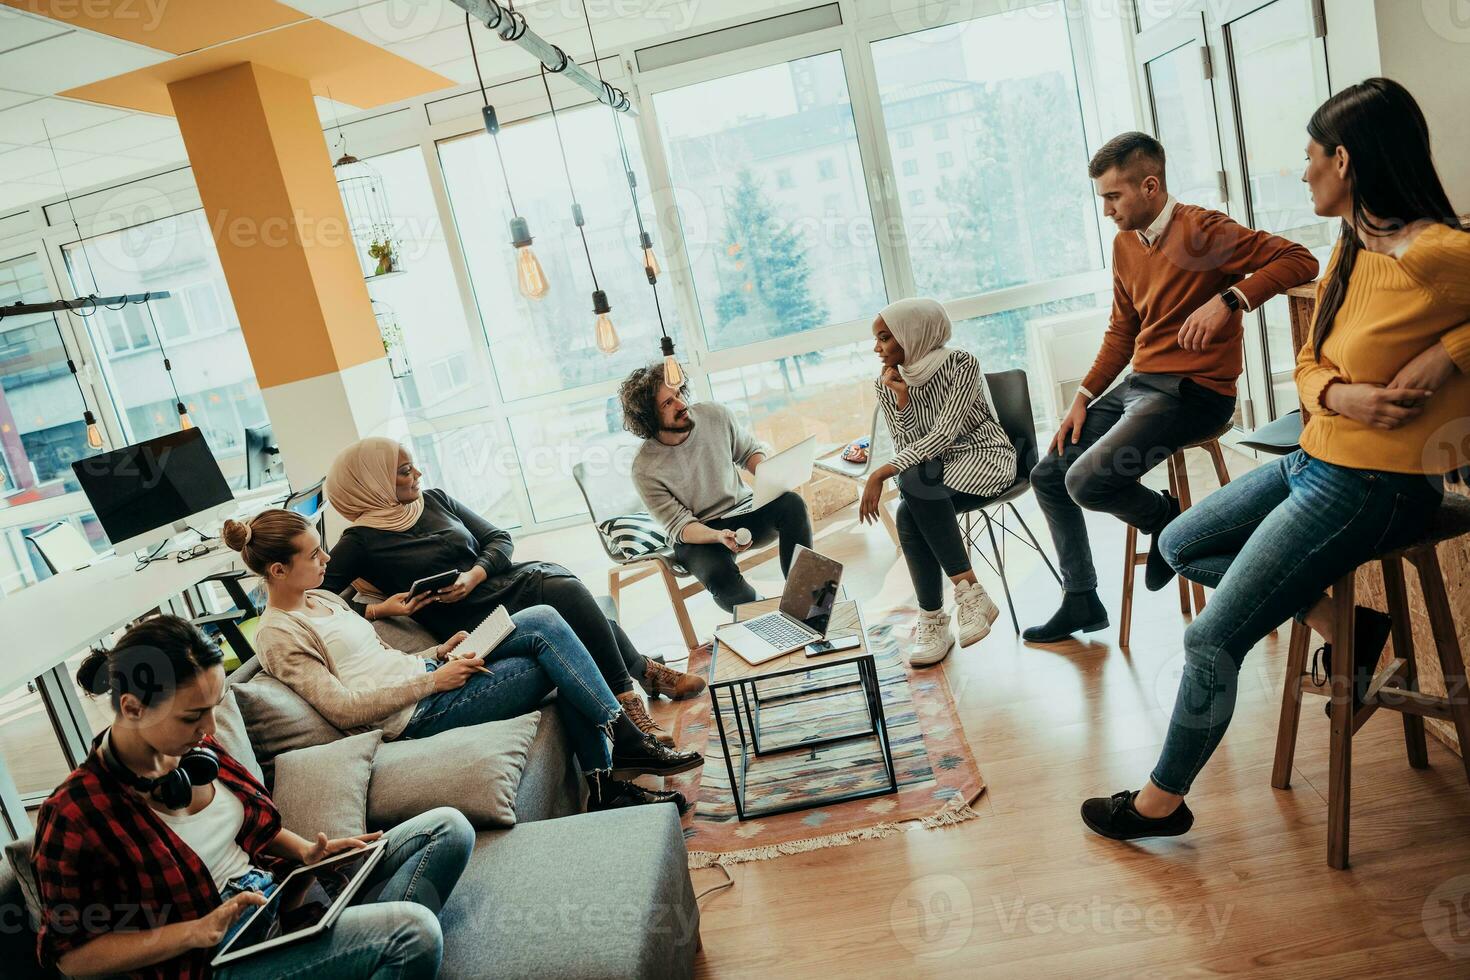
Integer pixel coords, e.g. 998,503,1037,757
715,545,843,665
719,436,817,519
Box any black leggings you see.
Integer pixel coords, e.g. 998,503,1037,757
671,491,813,613
539,576,643,695
894,461,987,612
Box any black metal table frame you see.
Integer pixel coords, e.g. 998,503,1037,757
708,650,898,821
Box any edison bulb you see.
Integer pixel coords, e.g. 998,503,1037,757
663,354,683,389
595,313,620,354
178,404,194,430
516,245,549,300
84,412,104,449
643,246,660,279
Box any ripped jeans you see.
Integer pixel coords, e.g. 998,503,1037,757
401,604,620,775
1149,450,1443,795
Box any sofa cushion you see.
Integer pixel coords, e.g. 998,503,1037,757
3,838,39,933
272,730,382,839
440,806,698,980
369,713,539,831
508,705,585,824
211,688,264,785
231,673,343,784
596,513,668,559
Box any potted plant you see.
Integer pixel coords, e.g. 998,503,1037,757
368,238,397,277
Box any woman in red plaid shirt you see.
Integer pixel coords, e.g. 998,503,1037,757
29,616,474,979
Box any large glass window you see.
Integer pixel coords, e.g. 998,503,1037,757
1227,0,1333,418
438,106,681,403
653,51,888,351
507,397,640,524
0,254,103,514
871,3,1103,301
63,212,270,487
1144,40,1225,208
711,341,879,451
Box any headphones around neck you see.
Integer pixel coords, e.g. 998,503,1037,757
102,733,220,810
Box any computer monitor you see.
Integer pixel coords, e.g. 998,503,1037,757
245,423,283,489
71,428,235,555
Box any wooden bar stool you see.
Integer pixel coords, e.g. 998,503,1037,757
1271,493,1470,869
1119,436,1232,648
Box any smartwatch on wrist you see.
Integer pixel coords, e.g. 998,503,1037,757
1219,288,1243,313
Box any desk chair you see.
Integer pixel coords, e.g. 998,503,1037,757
813,404,901,548
572,462,777,651
24,521,98,576
957,370,1063,634
1272,493,1470,868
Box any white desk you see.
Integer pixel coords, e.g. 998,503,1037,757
0,547,243,840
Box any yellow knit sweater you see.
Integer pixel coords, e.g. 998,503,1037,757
1296,222,1470,474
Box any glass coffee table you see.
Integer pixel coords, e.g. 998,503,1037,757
708,598,898,820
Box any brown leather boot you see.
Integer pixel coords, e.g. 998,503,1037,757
643,658,706,701
616,691,674,746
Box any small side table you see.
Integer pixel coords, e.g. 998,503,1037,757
708,599,898,821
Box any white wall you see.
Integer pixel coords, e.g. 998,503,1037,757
1374,0,1470,210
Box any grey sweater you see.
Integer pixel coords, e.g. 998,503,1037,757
632,402,769,543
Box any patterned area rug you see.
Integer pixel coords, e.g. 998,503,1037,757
663,609,985,868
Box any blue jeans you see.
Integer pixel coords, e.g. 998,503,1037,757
1149,450,1443,795
401,605,619,774
216,807,474,980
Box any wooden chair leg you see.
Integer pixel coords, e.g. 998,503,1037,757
1171,452,1206,615
1272,619,1313,790
878,499,902,549
607,568,622,617
1380,555,1429,769
1120,523,1138,649
657,561,700,652
1411,546,1470,787
1206,439,1231,487
1327,572,1356,870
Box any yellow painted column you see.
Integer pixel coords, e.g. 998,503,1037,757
167,61,403,491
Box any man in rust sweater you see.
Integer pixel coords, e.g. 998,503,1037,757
1025,132,1318,643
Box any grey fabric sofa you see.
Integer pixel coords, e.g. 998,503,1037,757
1,603,699,979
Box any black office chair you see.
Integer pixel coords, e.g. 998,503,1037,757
957,369,1063,634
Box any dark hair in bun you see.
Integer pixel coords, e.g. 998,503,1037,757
77,616,224,711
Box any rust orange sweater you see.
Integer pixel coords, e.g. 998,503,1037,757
1082,203,1319,397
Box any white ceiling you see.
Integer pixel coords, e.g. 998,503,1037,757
0,1,717,217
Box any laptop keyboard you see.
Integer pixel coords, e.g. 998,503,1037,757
746,614,815,648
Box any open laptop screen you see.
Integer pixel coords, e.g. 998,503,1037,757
777,545,843,635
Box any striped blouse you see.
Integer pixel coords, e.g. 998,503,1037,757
876,349,1018,498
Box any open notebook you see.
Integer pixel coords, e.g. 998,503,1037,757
457,606,515,659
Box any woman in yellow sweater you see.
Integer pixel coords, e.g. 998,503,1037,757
1081,77,1468,842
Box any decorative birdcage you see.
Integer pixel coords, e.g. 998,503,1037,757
372,300,411,379
334,152,404,280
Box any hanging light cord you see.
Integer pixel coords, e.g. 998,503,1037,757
140,294,186,408
49,312,90,406
466,12,519,214
539,66,600,293
43,119,102,298
579,1,668,340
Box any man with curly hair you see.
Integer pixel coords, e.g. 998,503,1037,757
621,363,812,612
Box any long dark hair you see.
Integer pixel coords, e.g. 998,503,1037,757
1307,78,1460,358
78,616,224,711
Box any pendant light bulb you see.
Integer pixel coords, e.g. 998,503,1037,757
510,216,549,300
83,410,103,450
660,335,683,389
639,231,660,280
592,290,620,354
177,402,193,431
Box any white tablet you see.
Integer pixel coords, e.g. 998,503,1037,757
211,839,388,967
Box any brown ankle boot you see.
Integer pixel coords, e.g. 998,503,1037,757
616,691,674,746
643,658,706,701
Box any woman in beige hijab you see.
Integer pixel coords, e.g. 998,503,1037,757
321,438,704,744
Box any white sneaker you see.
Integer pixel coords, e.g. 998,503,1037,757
909,609,955,667
955,581,999,647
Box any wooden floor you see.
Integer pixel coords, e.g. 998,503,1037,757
5,446,1469,975
530,447,1470,978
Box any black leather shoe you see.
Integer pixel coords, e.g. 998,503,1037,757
1081,790,1194,841
1315,606,1395,719
590,777,690,816
1022,590,1109,643
612,734,704,779
1144,491,1182,592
